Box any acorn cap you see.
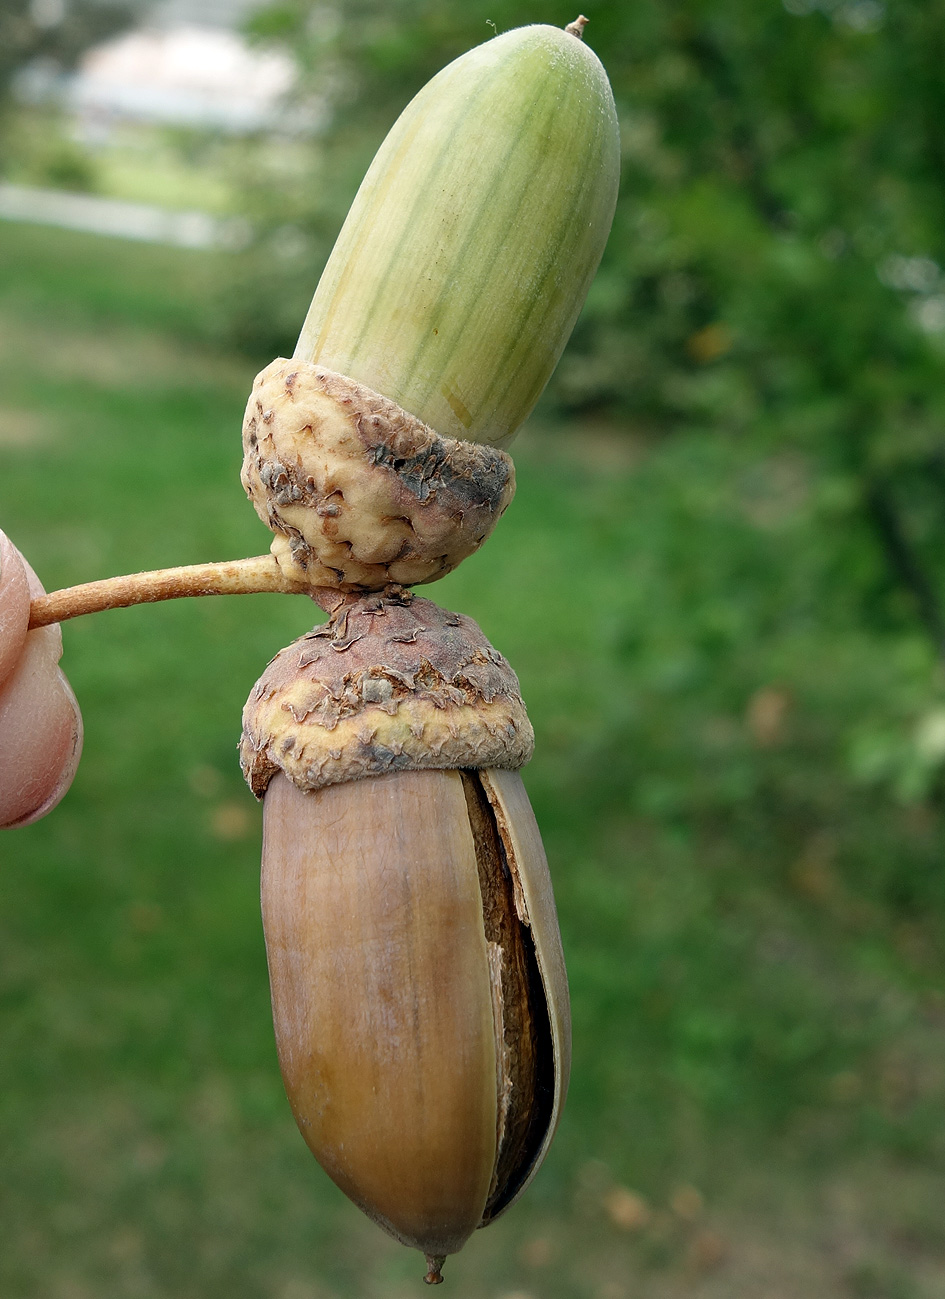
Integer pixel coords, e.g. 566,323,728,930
241,360,514,592
240,590,533,796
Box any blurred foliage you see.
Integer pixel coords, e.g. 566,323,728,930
230,0,945,674
3,104,100,189
0,0,140,103
0,0,145,184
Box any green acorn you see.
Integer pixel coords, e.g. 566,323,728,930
295,18,620,448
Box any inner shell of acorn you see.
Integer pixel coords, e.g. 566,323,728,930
261,767,557,1260
462,771,555,1219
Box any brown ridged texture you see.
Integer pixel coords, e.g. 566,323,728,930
478,766,571,1215
240,590,533,796
240,360,514,591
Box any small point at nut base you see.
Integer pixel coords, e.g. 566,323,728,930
565,15,589,38
424,1255,446,1285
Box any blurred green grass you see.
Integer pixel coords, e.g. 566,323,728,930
3,108,260,217
3,221,945,1298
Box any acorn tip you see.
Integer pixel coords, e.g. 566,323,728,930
423,1255,446,1285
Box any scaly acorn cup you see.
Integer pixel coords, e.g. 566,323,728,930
240,361,517,590
242,591,570,1281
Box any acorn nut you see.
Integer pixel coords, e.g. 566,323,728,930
260,767,569,1281
239,19,619,597
242,589,570,1281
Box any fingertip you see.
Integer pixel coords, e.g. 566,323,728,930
0,634,84,829
7,670,84,828
0,532,31,685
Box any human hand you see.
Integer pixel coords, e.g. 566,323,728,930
0,531,83,828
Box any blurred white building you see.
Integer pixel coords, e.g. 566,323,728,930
16,0,322,135
5,0,322,246
69,24,298,132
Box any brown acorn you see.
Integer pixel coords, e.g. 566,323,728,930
242,591,570,1282
261,766,569,1280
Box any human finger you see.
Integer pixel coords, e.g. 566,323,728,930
0,530,31,687
0,538,84,829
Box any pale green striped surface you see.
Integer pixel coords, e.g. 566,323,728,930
295,24,620,448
